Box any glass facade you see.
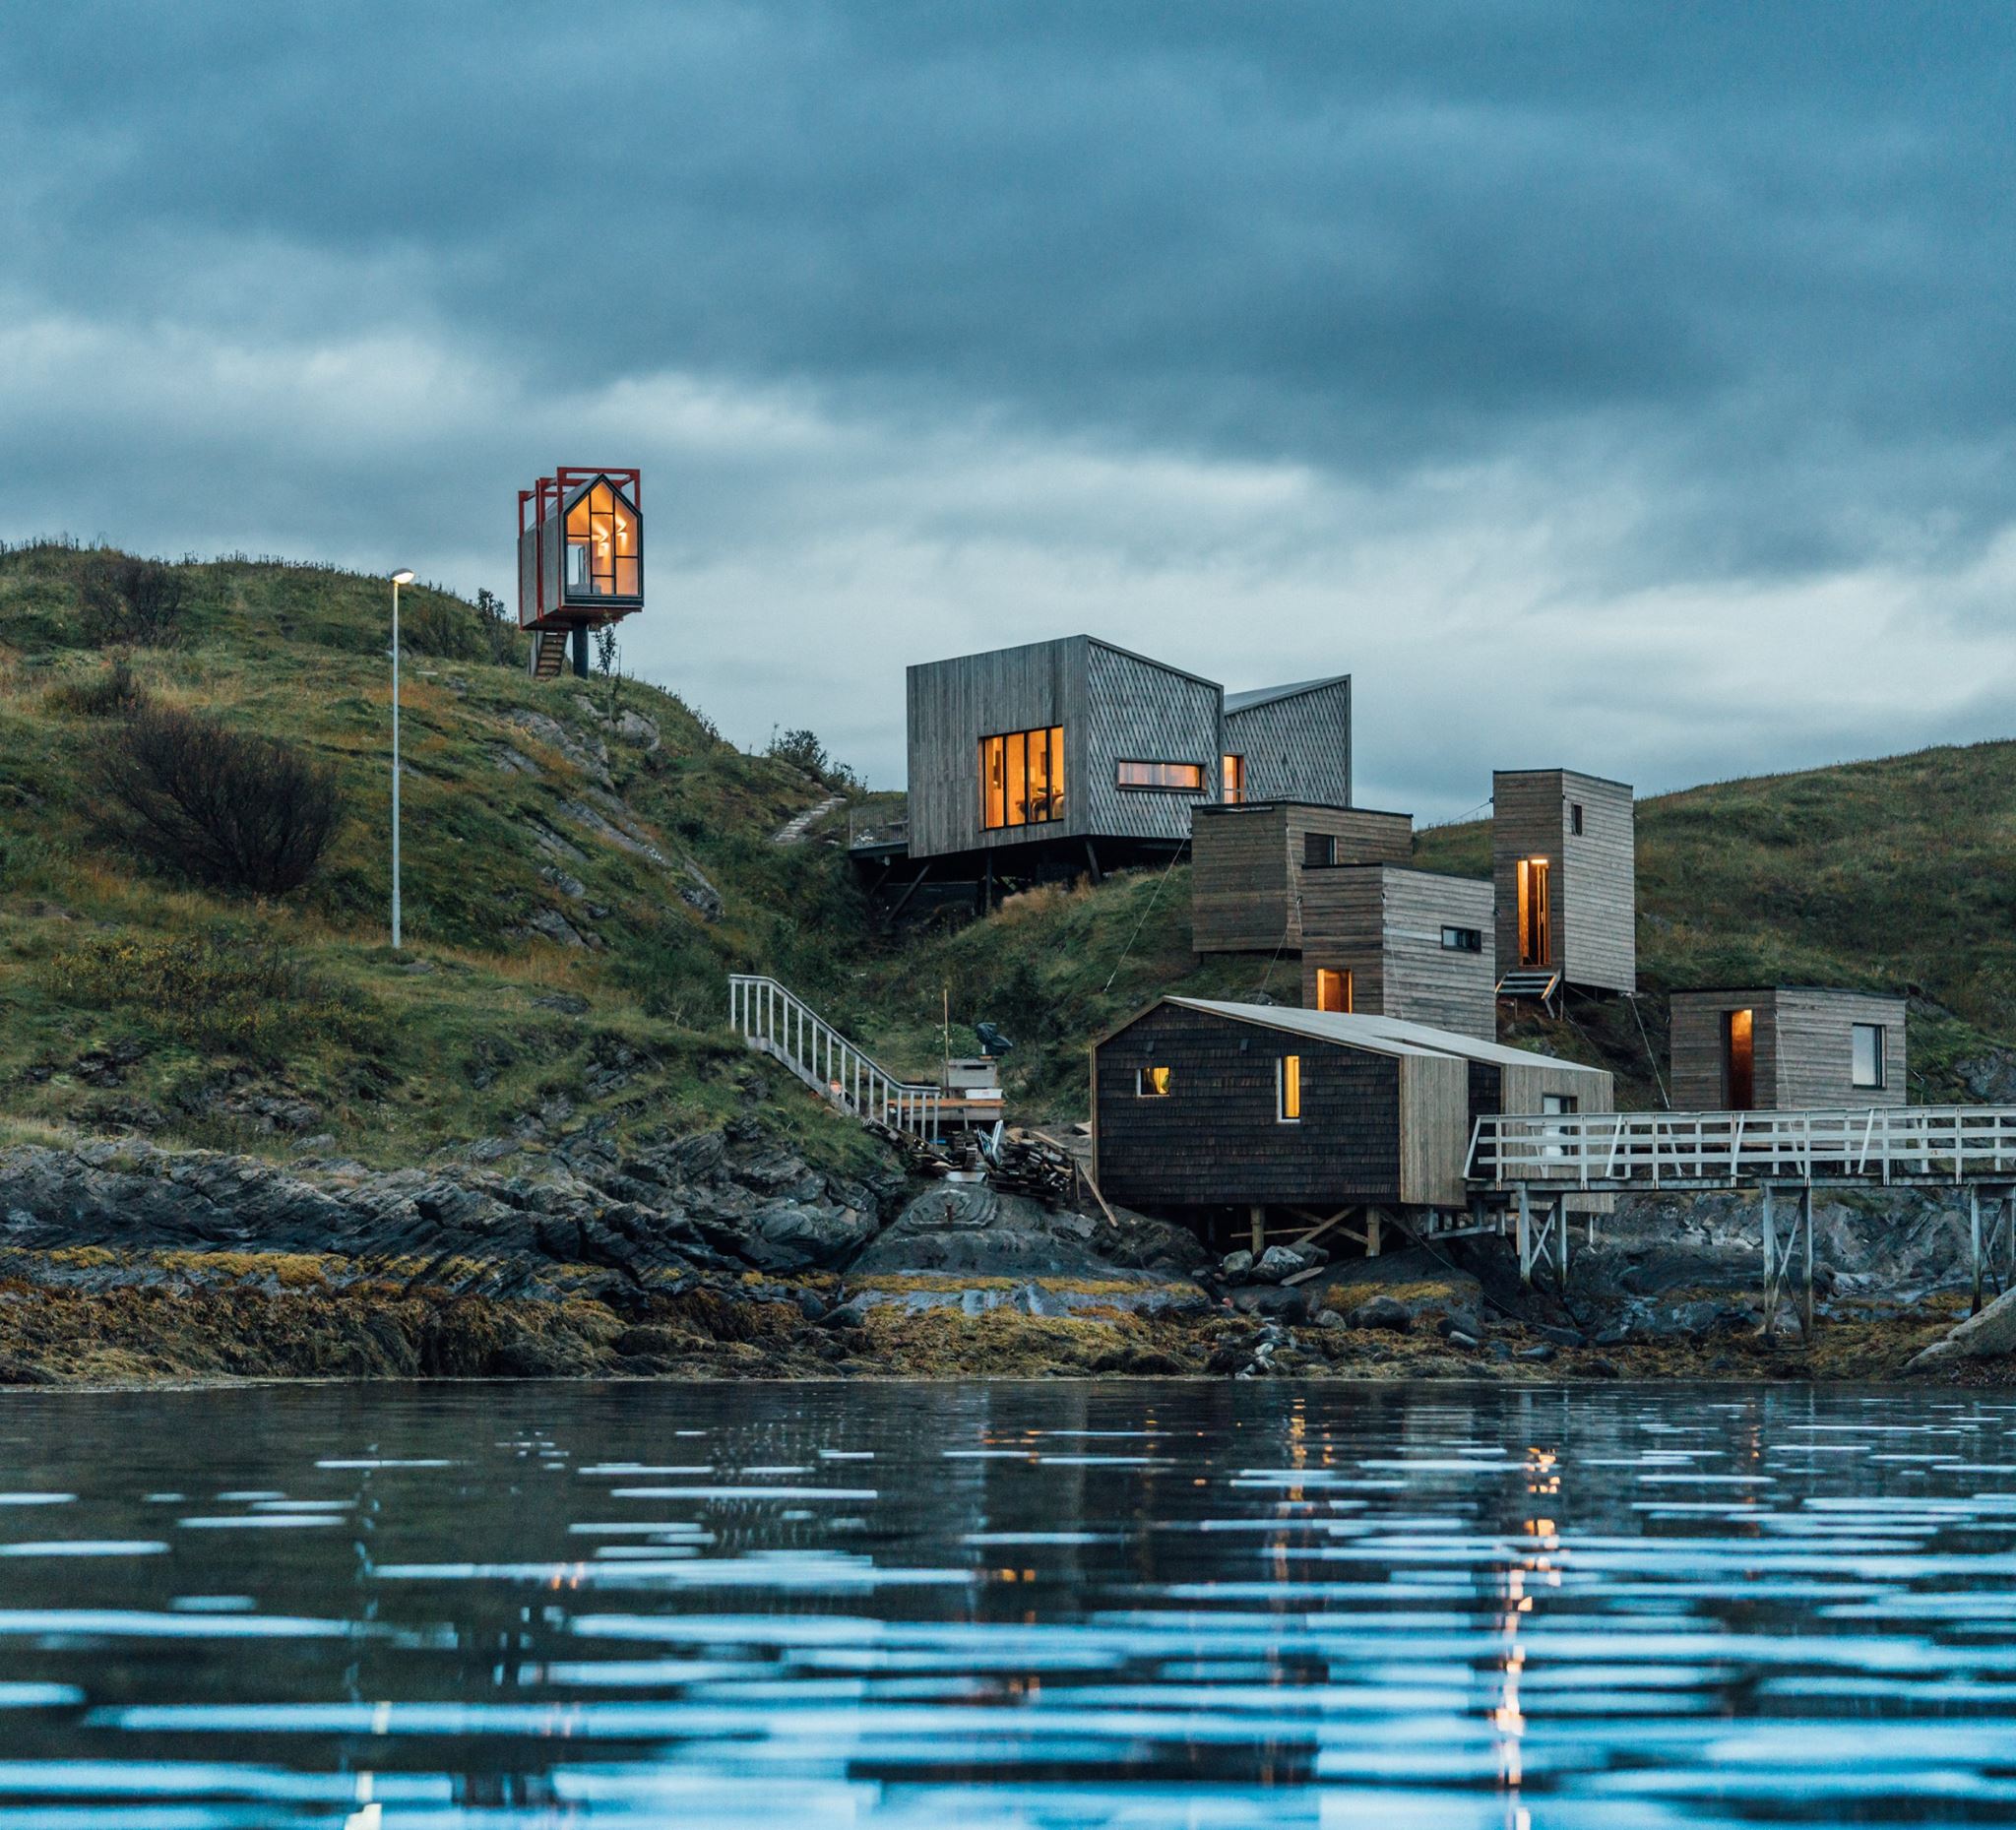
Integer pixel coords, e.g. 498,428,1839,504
565,479,641,599
980,726,1066,830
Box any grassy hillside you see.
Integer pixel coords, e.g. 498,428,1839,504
1,540,2011,1162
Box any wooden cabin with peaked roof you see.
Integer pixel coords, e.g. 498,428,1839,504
1670,987,1908,1111
1492,768,1636,998
1092,998,1612,1245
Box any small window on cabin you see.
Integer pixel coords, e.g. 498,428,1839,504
1137,1065,1173,1098
1303,832,1336,869
1222,754,1245,804
1442,926,1483,953
1117,760,1207,791
978,726,1065,830
1853,1023,1885,1090
1314,967,1353,1013
1570,802,1585,836
1541,1091,1577,1161
1543,1094,1578,1116
1278,1054,1302,1122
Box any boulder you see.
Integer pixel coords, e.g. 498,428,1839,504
1254,1243,1322,1284
1350,1294,1413,1333
1909,1287,2016,1370
1218,1249,1254,1281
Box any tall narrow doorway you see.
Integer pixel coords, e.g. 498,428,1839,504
1516,857,1552,967
1723,1007,1755,1110
1314,967,1353,1014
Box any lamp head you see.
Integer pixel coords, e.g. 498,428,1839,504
391,568,416,586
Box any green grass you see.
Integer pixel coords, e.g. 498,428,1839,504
2,539,2012,1159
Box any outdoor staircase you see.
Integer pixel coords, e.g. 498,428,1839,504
1496,968,1562,1011
530,628,570,680
728,974,942,1139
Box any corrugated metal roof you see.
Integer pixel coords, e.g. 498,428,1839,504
1167,998,1610,1075
1224,675,1349,714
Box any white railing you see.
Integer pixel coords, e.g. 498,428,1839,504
1469,1105,2016,1190
727,974,942,1140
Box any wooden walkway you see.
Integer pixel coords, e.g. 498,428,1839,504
728,974,941,1138
1468,1104,2016,1319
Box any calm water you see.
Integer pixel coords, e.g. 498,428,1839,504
0,1381,2014,1826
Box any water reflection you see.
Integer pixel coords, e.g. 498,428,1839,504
0,1382,2012,1824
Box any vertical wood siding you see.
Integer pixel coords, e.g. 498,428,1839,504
1492,768,1636,993
1224,678,1353,805
1670,988,1908,1109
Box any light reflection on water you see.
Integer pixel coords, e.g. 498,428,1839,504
0,1383,2012,1825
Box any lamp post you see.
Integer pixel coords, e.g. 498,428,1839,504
390,568,415,948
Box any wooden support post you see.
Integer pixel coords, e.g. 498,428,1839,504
1555,1198,1569,1281
1365,1208,1383,1259
1760,1186,1777,1333
1084,839,1103,885
1250,1206,1266,1257
1516,1185,1533,1285
1972,1184,1984,1316
1801,1183,1815,1339
886,861,932,921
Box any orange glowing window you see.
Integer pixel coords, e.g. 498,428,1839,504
1222,754,1246,803
1137,1065,1173,1098
979,726,1065,830
1278,1054,1302,1122
565,479,641,599
1315,968,1353,1014
1117,759,1206,791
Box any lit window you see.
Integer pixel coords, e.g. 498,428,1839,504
1442,926,1483,953
1136,1065,1173,1098
1278,1054,1301,1122
979,726,1065,830
564,478,641,599
1314,968,1352,1013
1222,754,1245,803
1852,1023,1885,1090
1116,760,1206,791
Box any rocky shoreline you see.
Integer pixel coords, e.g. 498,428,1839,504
0,1125,2006,1386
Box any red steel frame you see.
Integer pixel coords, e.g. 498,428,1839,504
518,467,645,630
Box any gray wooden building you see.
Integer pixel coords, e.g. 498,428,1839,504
1191,801,1413,953
902,637,1354,873
1223,676,1352,807
1670,987,1908,1110
1299,866,1497,1040
1492,768,1636,996
1092,998,1612,1240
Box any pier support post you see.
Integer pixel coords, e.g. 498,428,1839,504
1554,1197,1569,1281
1250,1206,1266,1257
1760,1186,1777,1333
1365,1208,1383,1259
1801,1183,1815,1339
1516,1185,1533,1285
1973,1185,1984,1315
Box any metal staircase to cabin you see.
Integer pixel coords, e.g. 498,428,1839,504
1496,968,1562,1011
530,628,570,680
728,974,942,1139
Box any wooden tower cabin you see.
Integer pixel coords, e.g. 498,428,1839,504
1491,768,1636,1004
893,636,1353,896
1092,997,1613,1248
517,468,644,680
1669,987,1908,1111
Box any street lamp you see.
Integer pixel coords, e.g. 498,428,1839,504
390,568,415,949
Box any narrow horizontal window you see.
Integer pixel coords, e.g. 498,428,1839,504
1116,759,1206,791
1441,925,1483,952
1136,1064,1173,1098
1852,1023,1885,1090
978,726,1065,830
1278,1054,1301,1122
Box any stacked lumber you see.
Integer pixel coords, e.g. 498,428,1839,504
987,1129,1078,1204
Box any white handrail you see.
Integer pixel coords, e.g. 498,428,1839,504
1470,1104,2016,1190
726,974,941,1140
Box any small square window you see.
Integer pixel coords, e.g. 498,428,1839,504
1852,1024,1885,1091
1570,802,1584,835
1278,1054,1301,1122
1303,832,1335,868
1441,925,1482,952
1137,1065,1173,1098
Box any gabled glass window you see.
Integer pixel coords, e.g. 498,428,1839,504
564,478,641,599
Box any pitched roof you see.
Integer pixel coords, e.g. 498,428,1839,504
1166,998,1610,1076
1224,675,1349,715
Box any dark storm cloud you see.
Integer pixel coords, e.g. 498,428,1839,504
3,3,2014,795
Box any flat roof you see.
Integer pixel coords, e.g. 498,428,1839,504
1192,799,1412,820
1670,985,1909,1001
1163,998,1610,1076
1225,675,1350,714
1491,766,1635,793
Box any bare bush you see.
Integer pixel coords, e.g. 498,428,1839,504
97,708,346,895
79,555,187,649
48,658,148,719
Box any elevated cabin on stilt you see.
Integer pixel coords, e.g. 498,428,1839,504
1669,987,1908,1111
892,636,1354,907
518,467,645,681
1492,768,1636,1004
1091,997,1613,1255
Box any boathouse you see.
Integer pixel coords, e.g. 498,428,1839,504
901,637,1352,876
1091,998,1612,1243
1491,768,1636,998
1190,801,1413,953
1298,865,1497,1040
1669,987,1908,1111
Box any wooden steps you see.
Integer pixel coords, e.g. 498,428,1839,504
530,628,570,680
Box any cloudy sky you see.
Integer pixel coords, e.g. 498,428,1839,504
5,4,2012,812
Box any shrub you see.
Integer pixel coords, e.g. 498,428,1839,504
47,657,148,719
44,929,379,1058
97,708,346,895
79,555,187,649
768,726,863,792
